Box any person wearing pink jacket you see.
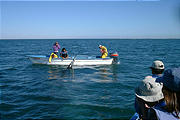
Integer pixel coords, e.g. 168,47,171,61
53,42,60,55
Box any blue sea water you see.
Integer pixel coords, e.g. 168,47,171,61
0,39,180,120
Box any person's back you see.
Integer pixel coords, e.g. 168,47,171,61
101,46,108,53
99,45,108,58
148,68,180,120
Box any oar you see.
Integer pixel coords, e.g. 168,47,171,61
67,55,77,69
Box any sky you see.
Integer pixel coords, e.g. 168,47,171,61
1,0,180,39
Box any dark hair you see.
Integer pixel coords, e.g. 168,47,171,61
61,48,66,52
162,86,180,118
151,68,164,74
136,97,164,119
54,42,58,45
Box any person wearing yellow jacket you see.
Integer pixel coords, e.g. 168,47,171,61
49,52,58,63
99,45,108,58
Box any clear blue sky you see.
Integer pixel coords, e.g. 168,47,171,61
1,0,180,39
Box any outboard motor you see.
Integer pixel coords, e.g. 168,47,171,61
110,52,119,64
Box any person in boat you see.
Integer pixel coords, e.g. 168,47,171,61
53,42,60,55
49,42,60,63
49,52,58,63
148,68,180,120
134,76,164,120
150,60,165,78
99,45,108,58
60,48,68,59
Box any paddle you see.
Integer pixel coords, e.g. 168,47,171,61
67,55,77,69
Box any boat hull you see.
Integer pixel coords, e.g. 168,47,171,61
28,55,113,66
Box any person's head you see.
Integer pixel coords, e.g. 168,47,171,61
62,48,66,52
99,45,102,49
156,68,180,117
135,76,164,119
150,60,165,75
54,42,59,46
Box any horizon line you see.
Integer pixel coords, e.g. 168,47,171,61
1,38,180,40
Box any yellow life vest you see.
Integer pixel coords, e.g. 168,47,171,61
101,53,108,58
101,46,108,53
49,53,58,63
101,46,108,58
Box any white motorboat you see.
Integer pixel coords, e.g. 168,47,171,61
27,53,119,66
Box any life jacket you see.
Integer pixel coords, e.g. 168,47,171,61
49,52,58,63
101,53,108,58
101,46,108,54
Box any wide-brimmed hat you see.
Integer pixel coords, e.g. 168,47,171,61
135,76,164,102
156,68,180,92
150,60,164,70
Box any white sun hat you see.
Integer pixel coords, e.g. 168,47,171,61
99,45,102,47
135,76,164,102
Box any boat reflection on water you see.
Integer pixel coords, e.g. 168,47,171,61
47,64,119,83
47,66,75,80
93,64,119,83
111,64,119,81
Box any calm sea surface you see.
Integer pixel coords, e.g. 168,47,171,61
0,39,180,120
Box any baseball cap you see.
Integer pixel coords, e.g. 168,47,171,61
150,60,164,70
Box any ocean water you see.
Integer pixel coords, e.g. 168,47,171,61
0,39,180,120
